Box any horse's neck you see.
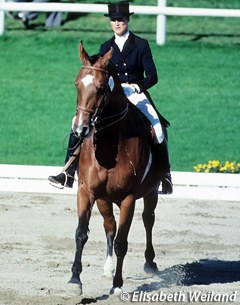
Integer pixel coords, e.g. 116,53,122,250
94,81,128,137
94,65,128,134
108,68,128,111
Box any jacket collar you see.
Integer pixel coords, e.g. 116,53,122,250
108,31,136,57
121,31,136,56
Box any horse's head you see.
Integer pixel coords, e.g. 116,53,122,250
73,41,113,138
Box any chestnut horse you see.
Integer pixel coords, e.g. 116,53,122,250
69,42,162,295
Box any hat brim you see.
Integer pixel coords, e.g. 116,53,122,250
104,12,134,18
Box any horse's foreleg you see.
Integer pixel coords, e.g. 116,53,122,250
111,195,135,294
69,190,93,294
142,190,159,274
69,217,88,290
96,199,116,277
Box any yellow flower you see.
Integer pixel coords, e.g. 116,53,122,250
213,160,220,167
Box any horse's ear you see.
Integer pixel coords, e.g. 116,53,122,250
101,47,113,67
79,41,90,64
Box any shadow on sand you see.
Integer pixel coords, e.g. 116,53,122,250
78,259,240,304
134,259,240,292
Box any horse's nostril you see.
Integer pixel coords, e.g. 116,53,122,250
80,127,88,138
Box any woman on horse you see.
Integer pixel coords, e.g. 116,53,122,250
48,2,173,194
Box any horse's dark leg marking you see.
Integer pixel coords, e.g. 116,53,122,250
142,190,159,273
69,216,89,289
69,190,93,293
112,196,136,291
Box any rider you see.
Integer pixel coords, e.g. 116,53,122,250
48,2,173,194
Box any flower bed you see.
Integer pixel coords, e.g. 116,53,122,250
194,160,240,174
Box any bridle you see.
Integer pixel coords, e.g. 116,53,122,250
81,65,108,74
75,65,109,114
76,64,129,135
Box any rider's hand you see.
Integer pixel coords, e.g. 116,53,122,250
130,84,141,94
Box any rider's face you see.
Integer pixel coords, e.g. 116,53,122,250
110,17,129,36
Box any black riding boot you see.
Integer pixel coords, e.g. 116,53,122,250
156,140,173,194
48,132,79,188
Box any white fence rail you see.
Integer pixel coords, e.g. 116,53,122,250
1,0,240,44
0,164,239,201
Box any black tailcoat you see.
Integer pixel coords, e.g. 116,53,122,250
99,31,158,92
99,32,170,127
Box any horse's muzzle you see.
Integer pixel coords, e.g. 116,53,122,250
72,114,92,138
73,125,90,139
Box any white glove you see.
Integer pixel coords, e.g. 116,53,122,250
131,83,141,93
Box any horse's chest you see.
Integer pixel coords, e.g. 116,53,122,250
80,137,144,198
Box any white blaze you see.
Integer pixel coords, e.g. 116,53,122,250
81,74,94,87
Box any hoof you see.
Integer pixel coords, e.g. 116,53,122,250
144,261,159,274
80,297,97,304
67,278,83,296
110,286,122,296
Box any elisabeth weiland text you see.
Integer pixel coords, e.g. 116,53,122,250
120,290,238,302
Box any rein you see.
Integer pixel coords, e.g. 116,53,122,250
94,103,129,133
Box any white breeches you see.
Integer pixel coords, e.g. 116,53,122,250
121,83,164,144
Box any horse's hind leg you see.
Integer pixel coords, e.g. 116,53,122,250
142,190,159,273
96,199,116,277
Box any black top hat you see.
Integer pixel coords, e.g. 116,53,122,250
104,3,134,18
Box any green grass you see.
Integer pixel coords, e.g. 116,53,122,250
0,0,239,171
